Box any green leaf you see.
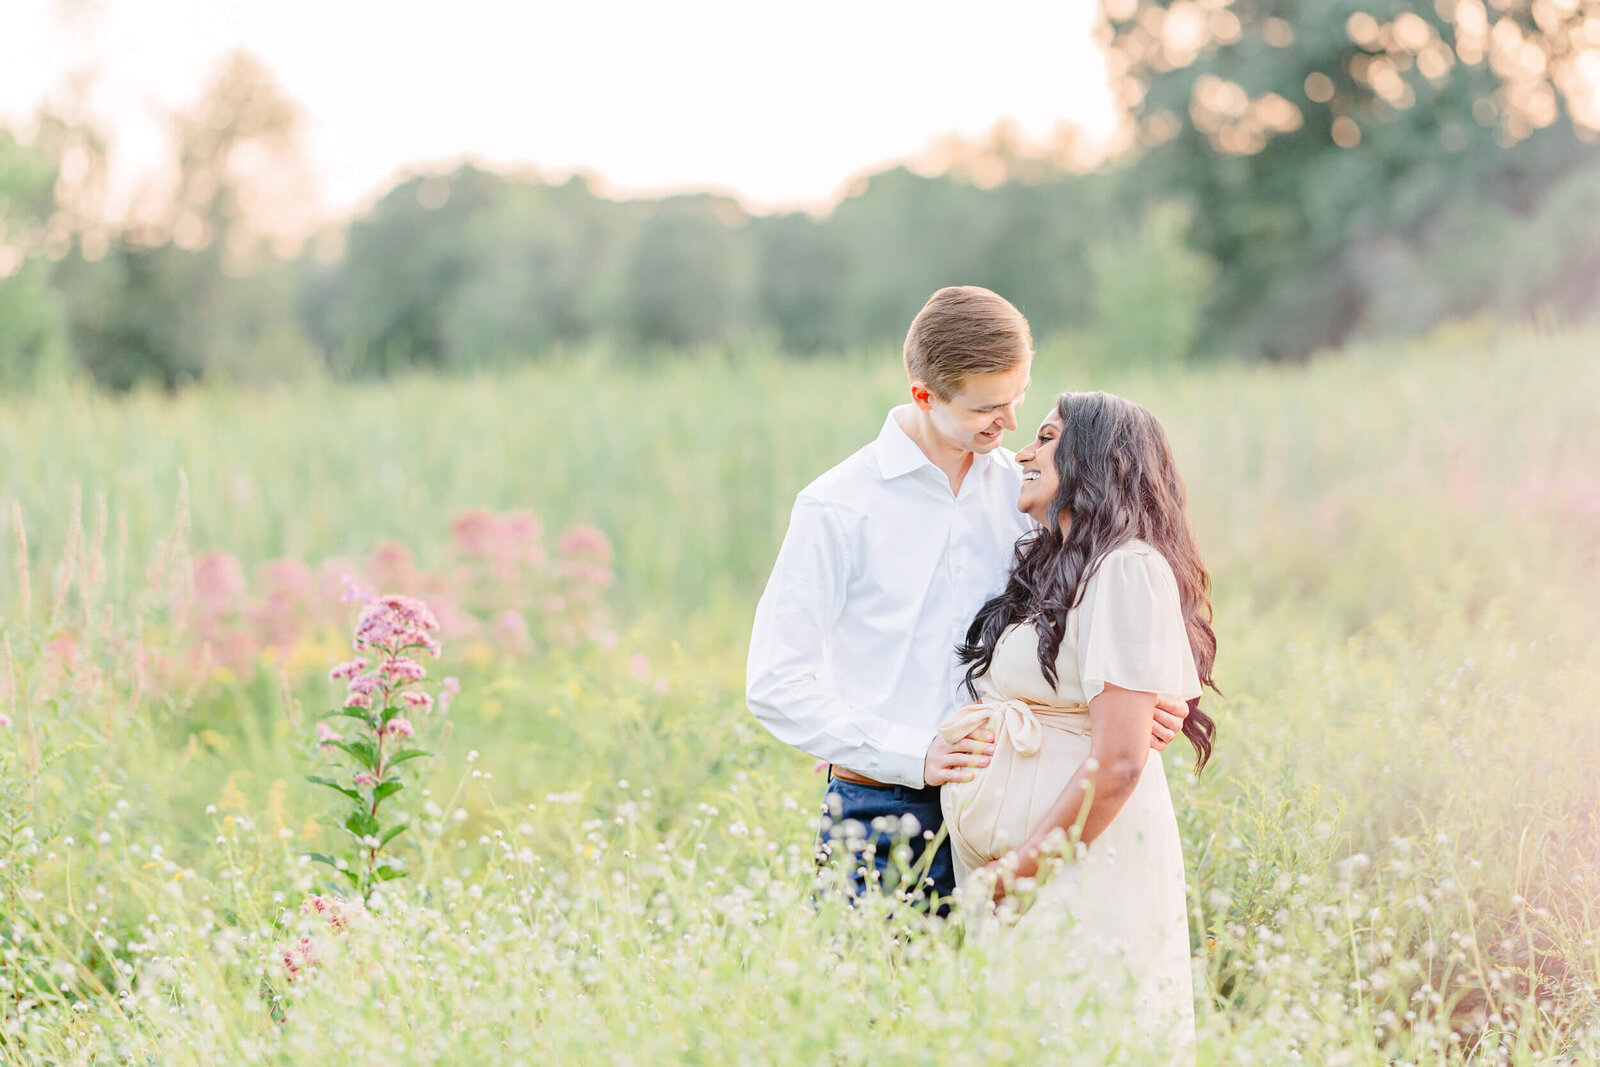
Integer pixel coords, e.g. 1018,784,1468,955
331,739,378,770
388,749,431,766
344,812,380,840
305,852,343,869
373,780,403,803
339,867,361,888
334,707,375,724
374,864,408,882
380,705,404,724
305,775,362,802
380,823,408,846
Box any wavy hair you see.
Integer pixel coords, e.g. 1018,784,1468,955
957,391,1219,772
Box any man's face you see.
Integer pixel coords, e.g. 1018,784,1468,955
913,357,1032,455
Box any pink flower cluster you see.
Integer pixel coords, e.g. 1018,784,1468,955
301,893,360,931
336,596,442,712
280,934,317,981
354,595,441,657
278,894,363,981
174,509,617,684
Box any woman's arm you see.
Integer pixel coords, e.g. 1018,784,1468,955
980,683,1157,895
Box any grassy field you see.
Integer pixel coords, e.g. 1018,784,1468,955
1,321,1598,1064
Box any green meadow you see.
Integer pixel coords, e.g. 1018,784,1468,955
1,322,1597,1064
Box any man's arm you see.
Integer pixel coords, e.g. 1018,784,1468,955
746,497,937,788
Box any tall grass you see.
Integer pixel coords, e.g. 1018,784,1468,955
0,321,1596,1063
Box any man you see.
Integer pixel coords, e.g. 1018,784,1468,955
747,286,1188,909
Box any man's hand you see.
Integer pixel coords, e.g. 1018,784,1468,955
923,724,996,787
1150,695,1189,751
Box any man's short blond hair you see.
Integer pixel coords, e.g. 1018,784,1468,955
903,286,1033,402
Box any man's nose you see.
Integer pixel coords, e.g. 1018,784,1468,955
999,406,1019,432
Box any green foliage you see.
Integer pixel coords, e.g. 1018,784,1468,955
1102,0,1600,359
1079,200,1214,367
0,261,72,392
0,129,72,391
751,211,849,354
619,196,751,348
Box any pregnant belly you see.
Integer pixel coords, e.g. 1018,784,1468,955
943,726,1176,873
941,727,1094,867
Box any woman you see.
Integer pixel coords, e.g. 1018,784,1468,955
939,391,1217,1051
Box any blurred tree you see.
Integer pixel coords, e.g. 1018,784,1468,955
314,165,507,375
442,175,635,365
1100,0,1600,358
751,212,849,354
166,50,314,263
828,168,1012,340
0,128,72,391
618,195,750,349
1083,200,1215,365
55,242,208,391
54,50,317,390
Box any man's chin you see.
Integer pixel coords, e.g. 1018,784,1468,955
970,434,1003,454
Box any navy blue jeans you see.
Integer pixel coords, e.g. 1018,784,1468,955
815,776,955,914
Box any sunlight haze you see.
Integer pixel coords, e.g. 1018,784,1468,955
0,0,1119,223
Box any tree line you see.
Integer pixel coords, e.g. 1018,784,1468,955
2,1,1598,393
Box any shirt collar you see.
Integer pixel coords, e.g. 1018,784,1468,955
873,404,994,481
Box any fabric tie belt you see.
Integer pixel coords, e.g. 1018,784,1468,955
936,697,1091,757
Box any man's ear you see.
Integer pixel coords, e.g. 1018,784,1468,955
909,380,935,412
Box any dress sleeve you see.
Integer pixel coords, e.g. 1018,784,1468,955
1074,545,1203,705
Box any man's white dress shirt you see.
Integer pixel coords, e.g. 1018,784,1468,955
746,405,1035,788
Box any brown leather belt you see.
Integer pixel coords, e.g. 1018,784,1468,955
828,765,893,788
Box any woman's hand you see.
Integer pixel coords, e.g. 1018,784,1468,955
974,848,1042,907
1150,695,1189,750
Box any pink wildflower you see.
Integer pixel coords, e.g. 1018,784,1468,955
345,691,371,710
315,722,343,745
346,674,383,698
280,934,317,980
492,609,530,652
653,677,670,696
353,771,377,787
449,509,499,557
401,691,433,713
557,525,612,562
383,716,415,738
353,594,441,656
300,893,361,931
443,676,461,695
338,573,370,604
380,657,427,683
0,714,11,729
366,543,417,592
192,552,247,603
329,658,368,681
631,653,651,679
302,894,336,920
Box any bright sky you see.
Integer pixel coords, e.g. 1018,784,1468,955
0,0,1119,223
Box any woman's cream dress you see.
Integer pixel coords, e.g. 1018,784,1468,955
939,540,1201,1053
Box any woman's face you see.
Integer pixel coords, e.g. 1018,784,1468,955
1014,410,1063,526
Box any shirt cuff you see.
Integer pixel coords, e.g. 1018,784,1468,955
874,723,940,789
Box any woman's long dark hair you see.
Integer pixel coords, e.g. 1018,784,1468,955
958,391,1219,773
